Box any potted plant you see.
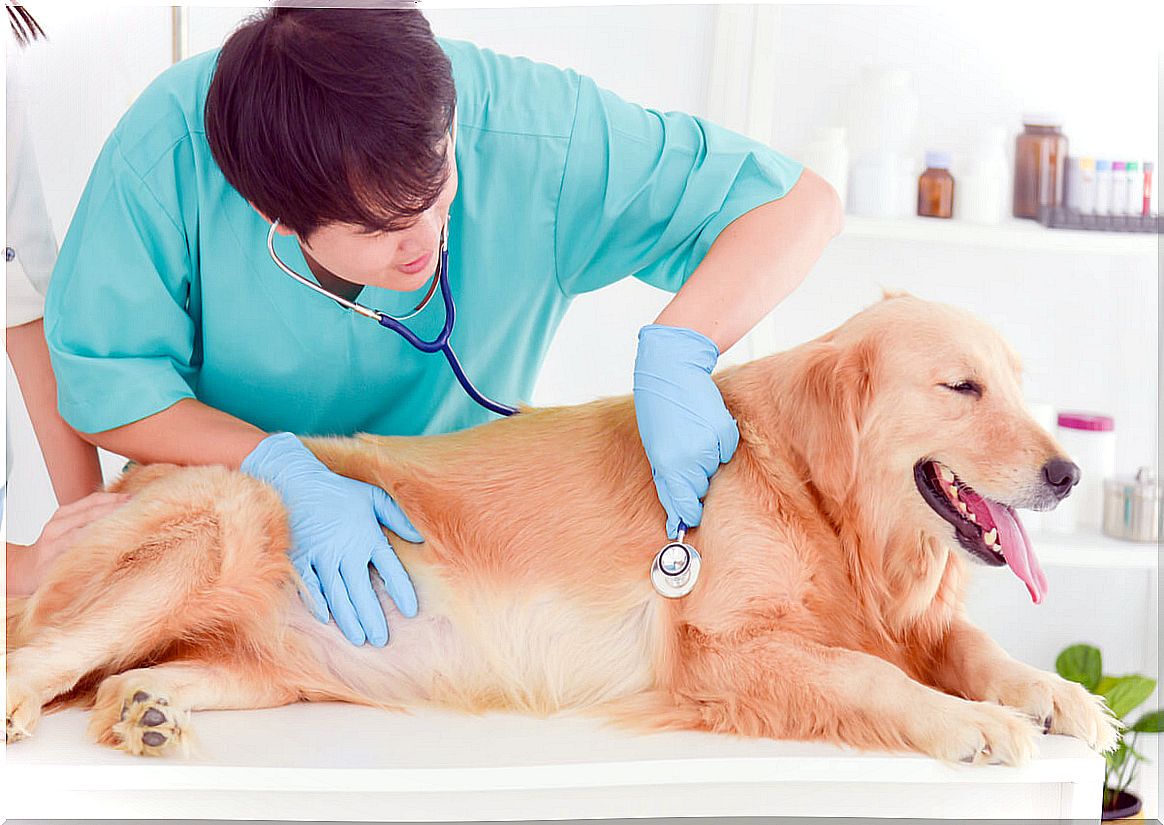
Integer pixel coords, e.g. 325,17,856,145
1056,643,1162,822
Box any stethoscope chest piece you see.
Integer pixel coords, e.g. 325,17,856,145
650,525,702,599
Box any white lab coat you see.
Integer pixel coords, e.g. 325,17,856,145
6,50,58,329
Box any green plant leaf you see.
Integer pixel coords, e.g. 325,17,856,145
1100,676,1158,719
1095,676,1119,696
1106,740,1129,775
1056,644,1101,691
1132,710,1164,733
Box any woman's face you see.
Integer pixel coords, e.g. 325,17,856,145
289,136,459,292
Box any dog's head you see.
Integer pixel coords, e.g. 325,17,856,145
785,292,1076,604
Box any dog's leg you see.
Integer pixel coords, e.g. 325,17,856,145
918,617,1120,753
672,632,1041,765
6,469,298,744
85,659,299,757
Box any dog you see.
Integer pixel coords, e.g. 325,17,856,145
6,293,1119,763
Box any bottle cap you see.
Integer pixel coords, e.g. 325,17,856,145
1080,157,1096,170
1113,161,1126,171
1127,161,1139,171
924,150,952,169
1145,161,1155,172
1022,112,1062,127
1058,412,1115,432
1096,159,1112,171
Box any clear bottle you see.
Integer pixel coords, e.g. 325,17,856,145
1094,160,1113,215
1125,161,1143,216
1077,157,1097,214
1110,161,1128,215
1013,114,1068,219
917,151,954,218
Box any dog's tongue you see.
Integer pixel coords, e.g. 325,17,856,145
983,499,1048,604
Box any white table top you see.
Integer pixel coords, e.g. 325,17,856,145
3,702,1104,820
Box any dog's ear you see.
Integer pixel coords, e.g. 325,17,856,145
789,338,877,505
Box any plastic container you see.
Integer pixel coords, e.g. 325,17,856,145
1076,157,1097,214
1125,161,1142,216
955,126,1009,225
1013,114,1068,219
1110,161,1128,216
1094,160,1113,215
1044,413,1116,533
799,127,850,210
1102,467,1161,543
845,68,919,219
1065,157,1082,211
1144,161,1155,216
917,151,954,218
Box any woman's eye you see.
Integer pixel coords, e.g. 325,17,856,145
943,380,983,397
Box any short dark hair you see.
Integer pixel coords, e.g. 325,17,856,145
204,4,455,237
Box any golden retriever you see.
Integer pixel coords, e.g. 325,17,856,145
5,293,1119,763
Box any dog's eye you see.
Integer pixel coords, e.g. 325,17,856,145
943,380,983,397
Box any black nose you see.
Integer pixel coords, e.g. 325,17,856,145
1042,458,1081,499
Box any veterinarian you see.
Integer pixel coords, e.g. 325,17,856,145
43,6,842,646
5,3,130,596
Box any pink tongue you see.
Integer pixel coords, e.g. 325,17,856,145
982,499,1047,604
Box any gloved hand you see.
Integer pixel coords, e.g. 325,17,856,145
241,432,422,647
633,323,740,539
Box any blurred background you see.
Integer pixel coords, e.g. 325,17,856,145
4,2,1160,814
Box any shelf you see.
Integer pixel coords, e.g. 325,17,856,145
839,214,1158,256
4,704,1103,820
1030,527,1159,570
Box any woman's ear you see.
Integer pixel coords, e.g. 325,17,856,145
789,338,877,505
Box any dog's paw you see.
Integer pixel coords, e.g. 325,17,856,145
912,698,1040,766
983,667,1121,753
108,689,188,757
5,673,42,745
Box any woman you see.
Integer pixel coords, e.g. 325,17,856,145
6,2,127,595
44,5,842,646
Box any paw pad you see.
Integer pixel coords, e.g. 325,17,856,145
111,689,184,756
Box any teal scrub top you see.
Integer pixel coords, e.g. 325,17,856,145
45,39,803,438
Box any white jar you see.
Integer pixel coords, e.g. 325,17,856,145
956,126,1010,225
1110,162,1129,216
1077,157,1097,214
799,126,849,209
1046,413,1116,533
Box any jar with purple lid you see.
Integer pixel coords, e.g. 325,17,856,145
1046,412,1116,532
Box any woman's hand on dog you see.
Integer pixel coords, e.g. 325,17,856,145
633,323,740,538
241,432,423,647
5,491,132,596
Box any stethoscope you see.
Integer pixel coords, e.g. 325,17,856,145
268,218,701,597
266,218,519,417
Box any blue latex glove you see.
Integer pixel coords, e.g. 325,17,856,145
633,324,740,539
241,432,422,647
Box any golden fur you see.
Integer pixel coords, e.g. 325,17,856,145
6,294,1118,761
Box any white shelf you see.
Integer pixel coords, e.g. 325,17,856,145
1031,527,1160,570
3,705,1104,820
839,214,1158,256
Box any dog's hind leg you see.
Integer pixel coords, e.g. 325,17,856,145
6,467,297,744
86,658,302,757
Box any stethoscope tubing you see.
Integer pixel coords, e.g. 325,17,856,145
267,220,519,417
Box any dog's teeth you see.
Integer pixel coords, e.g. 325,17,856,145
983,528,997,546
938,465,955,483
958,501,968,514
967,512,977,523
948,484,959,498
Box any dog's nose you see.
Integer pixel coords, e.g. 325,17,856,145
1042,458,1081,499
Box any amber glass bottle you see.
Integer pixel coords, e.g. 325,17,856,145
917,151,954,218
1013,115,1068,219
